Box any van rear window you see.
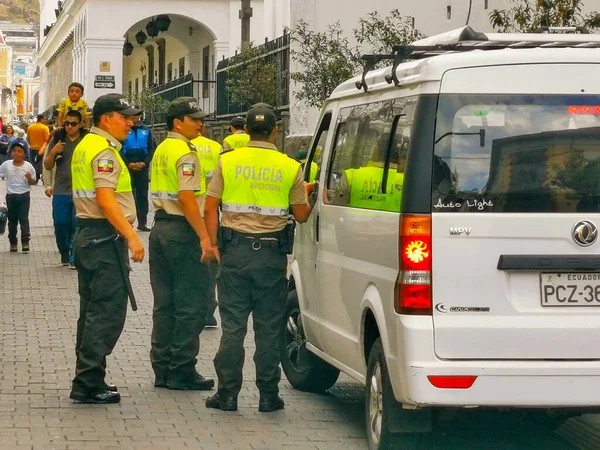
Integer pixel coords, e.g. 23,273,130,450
432,95,600,213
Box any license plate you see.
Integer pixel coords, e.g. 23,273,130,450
541,273,600,306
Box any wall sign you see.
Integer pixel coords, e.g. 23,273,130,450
94,75,115,89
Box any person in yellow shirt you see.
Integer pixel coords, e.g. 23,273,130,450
57,83,91,129
222,117,250,152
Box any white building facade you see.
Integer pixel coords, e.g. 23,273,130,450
36,0,291,116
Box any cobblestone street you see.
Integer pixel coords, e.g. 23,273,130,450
0,184,596,450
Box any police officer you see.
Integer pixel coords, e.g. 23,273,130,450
222,116,250,152
204,103,314,412
149,97,217,391
70,94,145,404
191,119,222,328
120,113,155,231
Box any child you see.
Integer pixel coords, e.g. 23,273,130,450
57,82,91,130
0,144,36,252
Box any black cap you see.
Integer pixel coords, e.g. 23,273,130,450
246,103,277,135
230,116,245,129
93,94,142,116
166,97,207,119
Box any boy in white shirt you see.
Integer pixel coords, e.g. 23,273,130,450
0,143,36,252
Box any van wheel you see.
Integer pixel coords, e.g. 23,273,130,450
366,339,427,450
280,290,340,392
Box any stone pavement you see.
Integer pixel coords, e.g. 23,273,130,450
0,183,597,450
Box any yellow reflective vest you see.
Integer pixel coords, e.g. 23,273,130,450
72,132,132,198
223,132,250,150
151,138,205,202
191,135,221,179
221,146,300,217
345,164,404,212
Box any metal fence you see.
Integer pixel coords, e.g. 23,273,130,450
216,33,290,118
150,74,216,124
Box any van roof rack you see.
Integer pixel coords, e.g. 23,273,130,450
355,26,600,92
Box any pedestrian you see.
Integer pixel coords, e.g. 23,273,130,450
9,132,31,162
43,110,85,268
26,115,50,183
69,93,145,404
204,103,314,412
0,143,36,252
222,116,249,152
191,119,222,328
58,82,91,129
120,113,155,232
149,97,217,391
0,125,16,167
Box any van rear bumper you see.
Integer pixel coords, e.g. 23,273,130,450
390,315,600,408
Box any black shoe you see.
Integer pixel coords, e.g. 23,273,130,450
205,316,218,328
137,224,151,232
9,244,17,253
154,377,168,388
167,375,214,391
21,244,29,253
70,389,121,404
205,392,238,411
259,394,284,412
104,383,118,392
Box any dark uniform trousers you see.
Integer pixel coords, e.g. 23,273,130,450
72,221,129,394
214,240,288,397
131,168,149,227
206,263,218,320
149,216,211,380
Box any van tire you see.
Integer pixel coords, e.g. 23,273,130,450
280,290,340,392
366,338,428,450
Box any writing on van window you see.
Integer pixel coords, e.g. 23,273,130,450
434,198,494,210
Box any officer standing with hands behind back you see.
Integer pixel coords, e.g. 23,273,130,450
70,94,144,404
204,103,315,412
149,97,217,391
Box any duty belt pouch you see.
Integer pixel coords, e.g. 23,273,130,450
218,227,233,249
280,219,296,255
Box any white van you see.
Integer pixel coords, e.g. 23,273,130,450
280,26,600,449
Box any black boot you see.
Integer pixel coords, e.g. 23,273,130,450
206,392,238,411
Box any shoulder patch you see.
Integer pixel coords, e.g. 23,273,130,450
98,159,114,173
182,163,195,176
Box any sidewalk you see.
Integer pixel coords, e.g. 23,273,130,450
0,184,368,450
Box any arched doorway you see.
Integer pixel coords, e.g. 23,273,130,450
122,14,222,121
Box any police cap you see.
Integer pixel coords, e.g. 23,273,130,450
230,116,246,129
246,103,277,136
93,94,142,116
167,97,207,119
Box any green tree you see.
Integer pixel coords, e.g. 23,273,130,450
291,11,425,110
490,0,600,32
290,20,359,109
354,10,426,54
127,89,170,125
225,43,280,108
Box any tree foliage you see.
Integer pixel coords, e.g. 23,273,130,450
226,43,280,108
490,0,600,32
291,10,425,109
290,20,360,109
354,10,426,54
127,89,170,125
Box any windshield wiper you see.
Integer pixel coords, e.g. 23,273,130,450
435,129,486,148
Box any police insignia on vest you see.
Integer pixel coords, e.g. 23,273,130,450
182,163,196,176
98,159,114,173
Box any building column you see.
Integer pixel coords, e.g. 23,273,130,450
37,60,48,113
82,37,124,105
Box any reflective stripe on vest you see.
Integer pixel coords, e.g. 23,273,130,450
220,146,300,217
191,135,221,182
71,133,132,195
224,133,250,150
346,165,404,212
150,138,205,201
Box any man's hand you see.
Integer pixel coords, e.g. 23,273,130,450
212,245,221,264
200,237,216,264
128,163,140,172
44,187,53,198
25,172,33,183
138,162,147,169
305,181,317,197
127,233,145,263
52,142,65,156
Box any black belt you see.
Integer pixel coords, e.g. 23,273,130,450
154,210,188,223
227,230,281,250
230,230,281,240
77,218,114,229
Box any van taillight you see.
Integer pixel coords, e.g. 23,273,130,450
396,215,432,315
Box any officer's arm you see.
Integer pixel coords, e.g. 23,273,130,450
290,167,313,223
205,195,220,245
96,188,138,241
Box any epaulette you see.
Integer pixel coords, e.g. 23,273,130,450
106,138,118,149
